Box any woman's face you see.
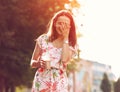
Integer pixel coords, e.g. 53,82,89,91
55,16,71,36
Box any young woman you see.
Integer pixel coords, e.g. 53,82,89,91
30,10,77,92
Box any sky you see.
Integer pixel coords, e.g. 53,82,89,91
76,0,120,79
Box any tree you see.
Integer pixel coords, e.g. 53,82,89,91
114,77,120,92
0,0,80,91
100,73,111,92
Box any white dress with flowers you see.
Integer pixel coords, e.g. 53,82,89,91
31,34,70,92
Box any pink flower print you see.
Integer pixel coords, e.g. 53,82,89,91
60,69,63,75
45,81,52,88
52,82,58,91
38,68,44,73
42,49,46,53
40,88,49,92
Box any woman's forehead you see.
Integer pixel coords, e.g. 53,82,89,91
57,16,70,22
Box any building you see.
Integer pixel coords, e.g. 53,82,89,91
92,61,115,92
68,59,116,92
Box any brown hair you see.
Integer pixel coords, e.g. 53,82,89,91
47,10,77,48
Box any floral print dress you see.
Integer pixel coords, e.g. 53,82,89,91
31,34,69,92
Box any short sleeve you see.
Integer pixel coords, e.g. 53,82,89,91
35,34,48,48
35,36,42,48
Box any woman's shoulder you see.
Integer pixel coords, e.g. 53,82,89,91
37,34,48,41
36,34,49,45
38,34,48,39
36,34,48,47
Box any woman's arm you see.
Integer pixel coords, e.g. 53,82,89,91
61,39,73,64
30,42,41,68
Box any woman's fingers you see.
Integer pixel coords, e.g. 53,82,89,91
40,60,46,68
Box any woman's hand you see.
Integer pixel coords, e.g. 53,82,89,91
60,23,71,39
39,60,46,69
31,60,46,68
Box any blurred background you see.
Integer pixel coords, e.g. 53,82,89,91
0,0,120,92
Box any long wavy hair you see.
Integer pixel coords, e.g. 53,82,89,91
47,10,77,48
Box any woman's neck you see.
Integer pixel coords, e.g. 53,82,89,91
57,36,64,42
52,37,64,48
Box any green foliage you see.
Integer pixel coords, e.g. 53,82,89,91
114,77,120,92
0,0,80,91
100,73,111,92
66,49,80,75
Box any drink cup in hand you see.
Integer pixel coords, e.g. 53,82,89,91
42,53,51,69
